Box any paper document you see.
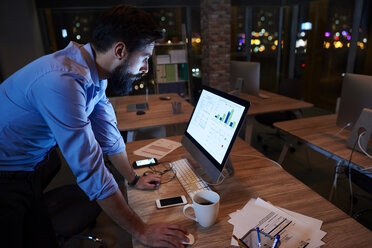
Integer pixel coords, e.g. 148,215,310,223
133,138,182,159
228,198,326,248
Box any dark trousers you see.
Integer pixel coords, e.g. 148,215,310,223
0,149,61,248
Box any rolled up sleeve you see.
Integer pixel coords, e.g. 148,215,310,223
28,72,118,200
89,96,125,156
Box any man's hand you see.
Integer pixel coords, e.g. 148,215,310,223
136,173,161,190
137,223,189,248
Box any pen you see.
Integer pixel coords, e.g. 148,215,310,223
256,227,261,247
271,234,280,248
232,234,249,248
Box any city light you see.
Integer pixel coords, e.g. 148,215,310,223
325,32,331,37
76,35,81,40
324,41,331,49
296,39,307,48
301,22,312,30
357,41,365,49
333,41,343,48
61,29,68,38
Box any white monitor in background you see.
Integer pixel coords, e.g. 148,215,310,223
181,86,250,183
337,73,372,129
230,61,260,97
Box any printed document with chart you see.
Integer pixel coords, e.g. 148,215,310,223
228,198,326,248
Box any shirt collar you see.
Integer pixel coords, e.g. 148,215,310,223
81,43,100,87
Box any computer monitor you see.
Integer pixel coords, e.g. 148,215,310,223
230,61,260,97
337,73,372,128
181,86,250,183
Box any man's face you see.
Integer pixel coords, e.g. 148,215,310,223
108,42,154,95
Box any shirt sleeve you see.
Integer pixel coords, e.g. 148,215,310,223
89,95,126,156
28,72,118,200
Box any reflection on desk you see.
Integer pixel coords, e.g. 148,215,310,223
126,136,372,247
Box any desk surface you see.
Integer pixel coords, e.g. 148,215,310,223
274,114,372,169
110,93,194,131
125,136,372,247
241,90,313,116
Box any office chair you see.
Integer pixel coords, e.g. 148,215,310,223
44,184,106,248
255,78,304,152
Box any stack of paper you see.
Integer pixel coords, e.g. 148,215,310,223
228,198,326,248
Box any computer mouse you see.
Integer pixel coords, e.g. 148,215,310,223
159,96,171,100
136,110,146,115
182,233,195,245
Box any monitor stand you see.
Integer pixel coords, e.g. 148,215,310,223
224,158,234,176
181,153,235,183
347,108,372,153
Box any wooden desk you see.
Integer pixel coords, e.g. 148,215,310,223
274,114,371,169
239,90,313,143
110,93,193,141
125,136,372,247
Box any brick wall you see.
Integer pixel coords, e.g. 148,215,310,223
200,0,231,89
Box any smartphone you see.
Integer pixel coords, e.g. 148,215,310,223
132,158,158,169
155,195,187,209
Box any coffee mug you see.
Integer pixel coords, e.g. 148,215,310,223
183,190,220,227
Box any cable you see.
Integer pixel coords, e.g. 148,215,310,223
326,122,352,160
230,153,283,168
357,131,372,159
334,122,352,137
347,136,358,215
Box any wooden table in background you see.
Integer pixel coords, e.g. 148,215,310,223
110,93,193,141
274,114,371,169
239,90,313,144
274,114,372,201
125,136,372,247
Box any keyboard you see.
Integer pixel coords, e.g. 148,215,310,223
169,158,211,199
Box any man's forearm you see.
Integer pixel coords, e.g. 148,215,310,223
96,189,145,239
108,151,137,183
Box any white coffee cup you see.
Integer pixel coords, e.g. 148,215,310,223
183,190,220,227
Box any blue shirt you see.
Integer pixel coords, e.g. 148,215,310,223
0,42,125,200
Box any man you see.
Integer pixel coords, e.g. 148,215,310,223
0,4,189,248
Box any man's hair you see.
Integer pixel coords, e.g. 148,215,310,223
91,5,163,53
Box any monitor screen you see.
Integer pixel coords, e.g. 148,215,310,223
182,86,250,182
337,73,372,128
230,61,260,97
